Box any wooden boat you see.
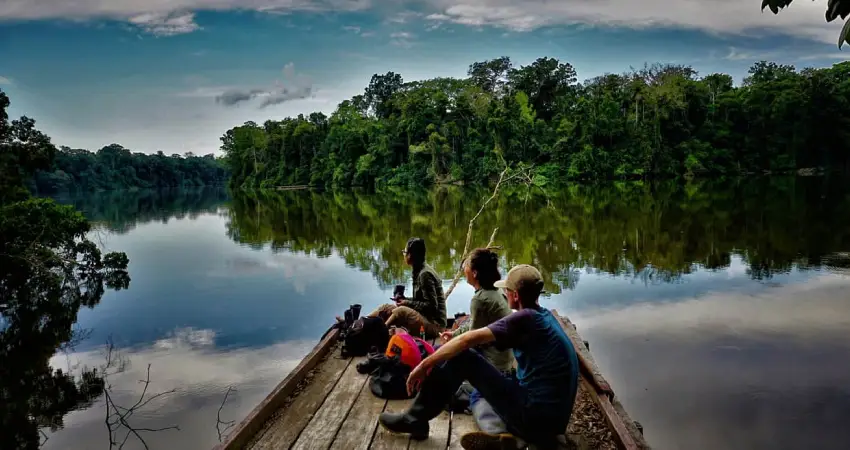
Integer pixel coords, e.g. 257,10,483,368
213,310,650,450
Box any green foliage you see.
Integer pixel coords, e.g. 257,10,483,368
0,88,131,449
30,144,229,193
225,177,850,293
221,58,850,189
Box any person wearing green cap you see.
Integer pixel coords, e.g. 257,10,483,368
377,264,580,450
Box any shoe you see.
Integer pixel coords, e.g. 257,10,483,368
460,431,520,450
377,412,429,440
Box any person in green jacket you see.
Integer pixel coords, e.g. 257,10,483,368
368,237,446,339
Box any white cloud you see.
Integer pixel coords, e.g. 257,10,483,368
342,24,375,37
0,76,11,85
0,0,372,35
723,46,778,61
421,0,843,44
46,330,318,449
211,62,315,108
796,52,849,61
128,11,200,36
0,0,843,42
390,31,415,48
385,10,422,24
574,274,850,340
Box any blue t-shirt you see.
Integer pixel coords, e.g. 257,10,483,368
487,307,579,429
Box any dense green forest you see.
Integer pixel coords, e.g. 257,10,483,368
31,145,229,193
0,88,130,449
221,58,850,189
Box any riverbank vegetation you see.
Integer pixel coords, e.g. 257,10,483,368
221,58,850,189
31,145,228,193
0,89,131,449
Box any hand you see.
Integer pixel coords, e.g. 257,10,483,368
406,361,429,396
439,330,454,344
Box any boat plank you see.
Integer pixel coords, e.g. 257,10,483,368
249,355,351,450
291,358,368,450
215,329,341,450
329,378,387,450
447,412,478,450
579,379,640,450
409,410,451,450
369,399,414,450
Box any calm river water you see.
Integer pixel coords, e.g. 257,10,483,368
32,178,850,449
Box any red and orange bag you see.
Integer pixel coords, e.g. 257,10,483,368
385,333,435,369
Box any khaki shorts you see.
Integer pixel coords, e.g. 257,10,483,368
368,304,442,339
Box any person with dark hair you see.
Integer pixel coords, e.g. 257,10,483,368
439,248,516,447
377,264,579,450
367,237,446,339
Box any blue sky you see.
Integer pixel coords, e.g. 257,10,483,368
0,0,847,155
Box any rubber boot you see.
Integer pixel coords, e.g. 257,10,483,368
378,364,456,440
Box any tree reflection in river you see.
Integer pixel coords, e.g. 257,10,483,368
226,177,850,293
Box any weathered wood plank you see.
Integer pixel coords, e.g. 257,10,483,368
215,328,341,450
579,379,640,450
370,398,414,450
409,410,451,450
330,377,387,450
447,412,478,450
250,355,352,450
551,310,614,397
291,358,369,450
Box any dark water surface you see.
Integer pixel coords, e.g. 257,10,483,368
27,179,850,449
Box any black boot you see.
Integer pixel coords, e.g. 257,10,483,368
378,364,458,440
378,411,430,440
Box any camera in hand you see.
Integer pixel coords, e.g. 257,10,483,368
393,285,405,299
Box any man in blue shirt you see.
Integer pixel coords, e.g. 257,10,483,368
378,264,580,450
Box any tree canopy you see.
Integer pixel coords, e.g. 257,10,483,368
0,88,130,449
31,145,228,194
220,58,850,190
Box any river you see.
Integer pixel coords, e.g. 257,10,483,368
27,178,850,449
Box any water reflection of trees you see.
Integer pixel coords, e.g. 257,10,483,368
52,187,229,235
226,177,850,293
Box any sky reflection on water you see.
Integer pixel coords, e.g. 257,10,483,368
39,182,850,450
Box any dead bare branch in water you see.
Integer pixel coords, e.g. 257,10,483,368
444,165,536,300
216,386,237,442
99,338,180,449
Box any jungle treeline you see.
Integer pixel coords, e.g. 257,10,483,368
220,57,850,189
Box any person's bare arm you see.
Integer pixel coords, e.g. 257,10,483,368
407,327,495,394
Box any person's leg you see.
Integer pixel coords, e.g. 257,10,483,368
387,305,427,334
368,303,397,321
378,349,523,440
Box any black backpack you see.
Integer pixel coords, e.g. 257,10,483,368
356,351,414,400
342,316,389,358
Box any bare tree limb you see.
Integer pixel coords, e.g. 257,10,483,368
216,386,237,442
99,341,180,450
443,164,537,300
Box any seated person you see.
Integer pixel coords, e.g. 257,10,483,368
440,249,517,445
368,237,446,339
377,265,579,450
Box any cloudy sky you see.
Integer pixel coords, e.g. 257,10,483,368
0,0,847,155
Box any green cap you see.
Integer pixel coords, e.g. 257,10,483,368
494,264,544,295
